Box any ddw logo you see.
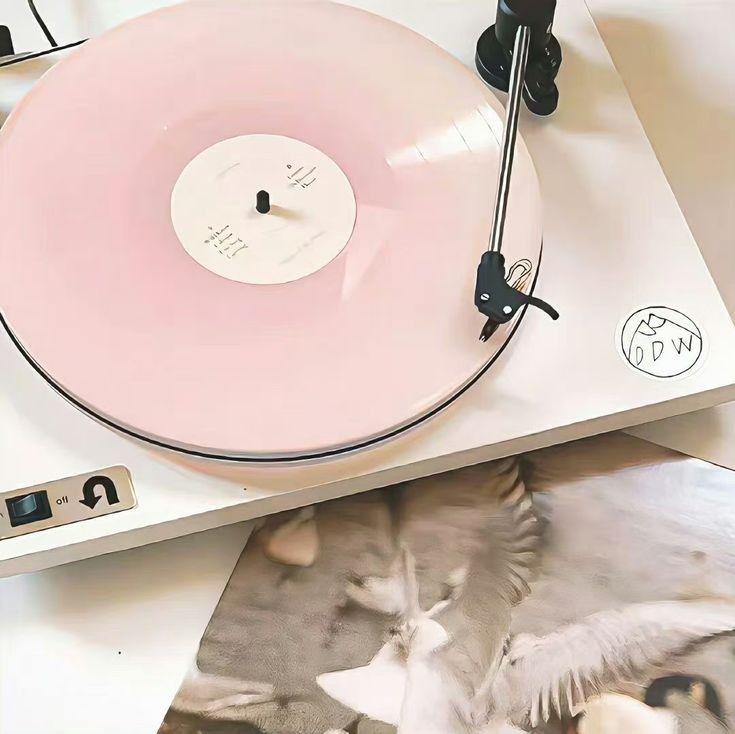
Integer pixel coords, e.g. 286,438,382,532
619,307,704,379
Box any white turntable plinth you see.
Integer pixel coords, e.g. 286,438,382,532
591,0,735,471
2,0,735,577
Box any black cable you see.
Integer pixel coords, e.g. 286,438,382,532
0,38,86,68
27,0,57,47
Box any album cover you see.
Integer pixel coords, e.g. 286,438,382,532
159,434,735,734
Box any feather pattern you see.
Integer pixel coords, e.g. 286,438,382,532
491,599,735,728
433,500,541,705
396,501,541,734
317,500,541,734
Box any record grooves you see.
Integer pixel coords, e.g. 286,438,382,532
0,0,545,462
0,249,541,463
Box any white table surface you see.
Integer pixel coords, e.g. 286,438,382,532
1,1,733,733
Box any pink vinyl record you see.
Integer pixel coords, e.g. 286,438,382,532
0,0,542,461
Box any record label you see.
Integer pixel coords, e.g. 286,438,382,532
170,135,357,284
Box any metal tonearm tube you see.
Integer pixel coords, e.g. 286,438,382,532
474,25,558,342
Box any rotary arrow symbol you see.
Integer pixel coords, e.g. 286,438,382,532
79,476,120,510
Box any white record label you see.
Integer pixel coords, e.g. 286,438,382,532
171,135,357,284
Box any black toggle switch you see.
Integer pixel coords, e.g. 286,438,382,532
6,490,52,527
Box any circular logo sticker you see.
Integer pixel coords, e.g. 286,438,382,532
617,306,705,379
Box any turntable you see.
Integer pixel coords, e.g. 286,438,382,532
1,0,734,576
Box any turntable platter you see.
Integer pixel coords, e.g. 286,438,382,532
0,0,542,460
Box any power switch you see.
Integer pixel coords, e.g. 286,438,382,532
6,490,52,527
